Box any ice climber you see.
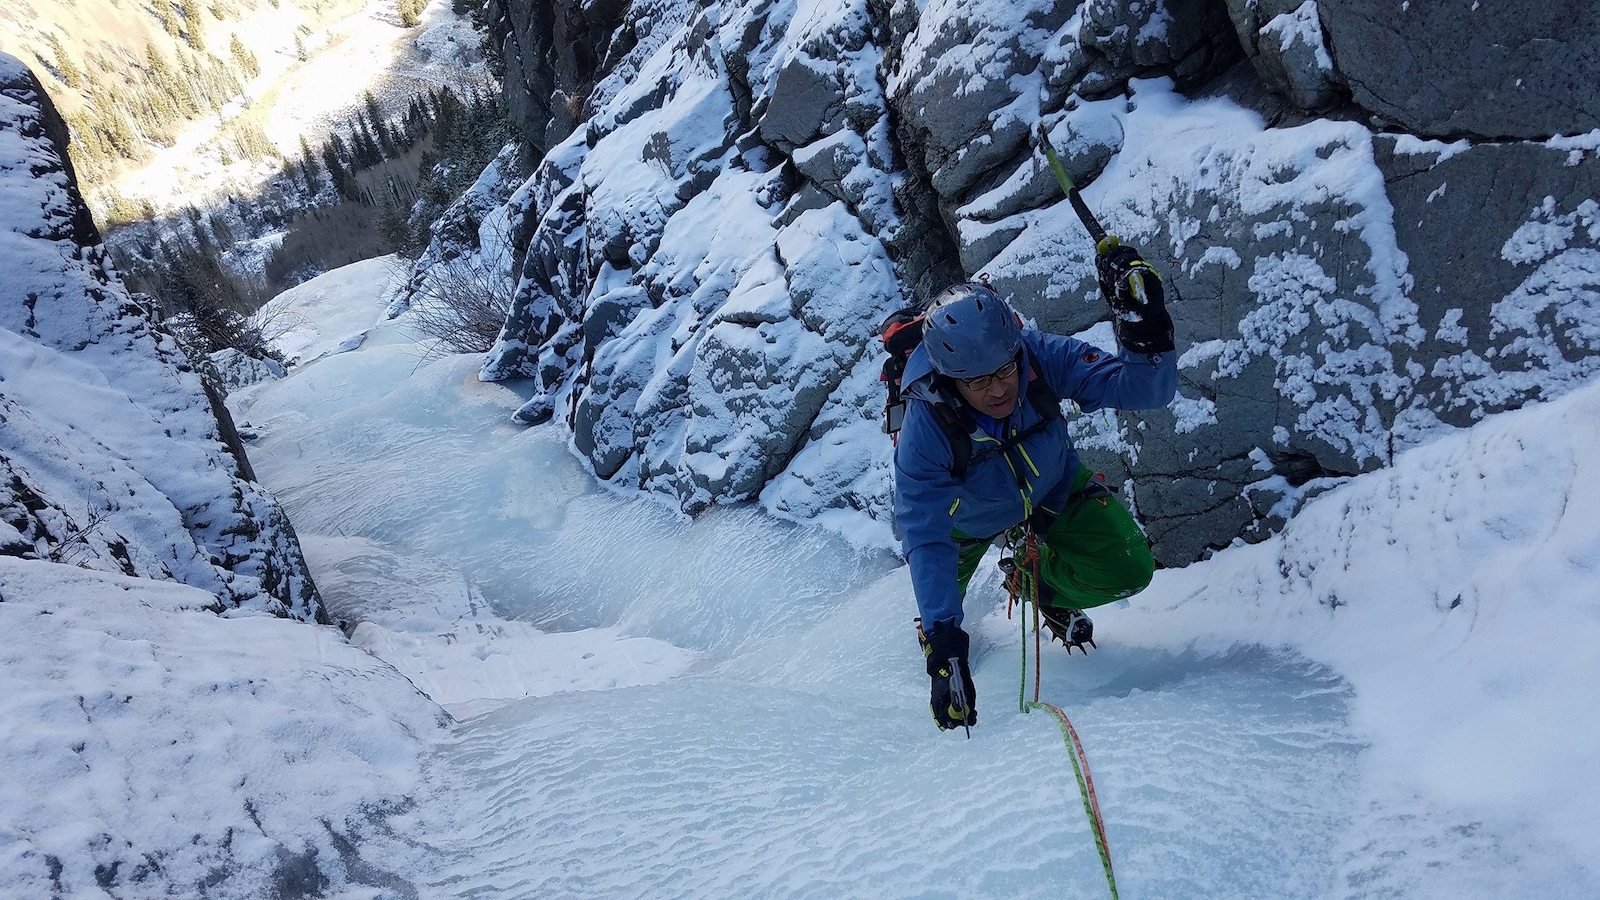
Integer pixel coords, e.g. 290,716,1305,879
893,244,1178,732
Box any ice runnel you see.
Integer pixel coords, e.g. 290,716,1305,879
238,282,1597,896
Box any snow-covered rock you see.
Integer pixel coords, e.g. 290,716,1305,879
0,54,320,619
461,1,1599,564
208,348,288,391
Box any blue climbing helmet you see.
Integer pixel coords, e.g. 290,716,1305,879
921,282,1022,379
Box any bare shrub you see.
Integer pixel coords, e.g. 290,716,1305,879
46,486,114,568
403,252,515,355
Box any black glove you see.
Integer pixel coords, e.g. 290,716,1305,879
919,621,976,731
1096,239,1174,356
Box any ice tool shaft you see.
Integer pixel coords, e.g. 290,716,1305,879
1036,122,1107,246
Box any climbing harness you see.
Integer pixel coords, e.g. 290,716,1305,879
1000,526,1120,900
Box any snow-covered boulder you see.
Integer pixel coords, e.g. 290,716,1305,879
208,348,288,391
0,54,320,619
1223,0,1342,111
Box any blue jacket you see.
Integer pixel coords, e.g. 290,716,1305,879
893,329,1177,629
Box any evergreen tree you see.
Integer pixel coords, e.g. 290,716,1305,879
298,135,322,193
101,103,140,159
144,45,176,87
207,212,235,246
321,135,361,201
46,34,83,89
384,118,406,155
329,132,351,166
320,139,347,189
354,118,381,168
363,91,400,157
172,51,204,117
229,35,261,80
181,0,208,52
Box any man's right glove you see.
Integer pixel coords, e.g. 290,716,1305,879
1096,237,1175,357
918,620,976,731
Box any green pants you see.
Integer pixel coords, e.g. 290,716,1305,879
954,467,1155,611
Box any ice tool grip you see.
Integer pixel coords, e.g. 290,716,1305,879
947,658,973,739
1097,234,1160,311
1125,268,1151,308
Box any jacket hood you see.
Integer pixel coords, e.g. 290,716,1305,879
901,343,941,404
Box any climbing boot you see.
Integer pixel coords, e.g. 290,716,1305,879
1040,606,1095,654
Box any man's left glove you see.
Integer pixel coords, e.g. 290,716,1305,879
919,621,977,731
1096,239,1174,357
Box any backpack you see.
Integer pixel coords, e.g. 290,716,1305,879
878,304,1062,479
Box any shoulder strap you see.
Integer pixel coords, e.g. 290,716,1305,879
929,397,974,479
1021,345,1061,423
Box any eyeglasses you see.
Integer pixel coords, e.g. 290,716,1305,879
958,357,1019,391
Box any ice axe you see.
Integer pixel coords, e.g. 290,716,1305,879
1036,122,1157,309
947,658,973,739
1036,122,1110,248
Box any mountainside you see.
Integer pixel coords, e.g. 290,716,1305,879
0,0,486,222
431,0,1600,563
0,53,320,620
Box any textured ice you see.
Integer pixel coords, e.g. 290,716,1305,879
406,650,1359,899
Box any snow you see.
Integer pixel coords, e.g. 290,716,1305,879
1390,133,1473,163
1263,1,1333,71
251,254,406,366
1429,198,1600,412
0,556,445,896
1119,376,1600,875
307,536,700,718
3,61,316,616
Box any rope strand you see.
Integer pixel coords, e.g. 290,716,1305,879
1004,527,1119,900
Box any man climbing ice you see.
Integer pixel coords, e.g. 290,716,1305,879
891,242,1178,731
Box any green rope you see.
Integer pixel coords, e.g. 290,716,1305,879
1028,698,1119,898
1011,532,1120,899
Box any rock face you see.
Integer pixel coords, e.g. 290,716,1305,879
0,55,322,620
1318,0,1600,139
467,0,1600,562
487,0,631,157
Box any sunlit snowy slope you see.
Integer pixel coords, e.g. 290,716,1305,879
223,261,1600,897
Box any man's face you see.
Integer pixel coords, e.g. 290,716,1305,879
954,357,1020,418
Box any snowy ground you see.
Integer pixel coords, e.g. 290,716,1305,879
218,260,1600,896
0,557,446,896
